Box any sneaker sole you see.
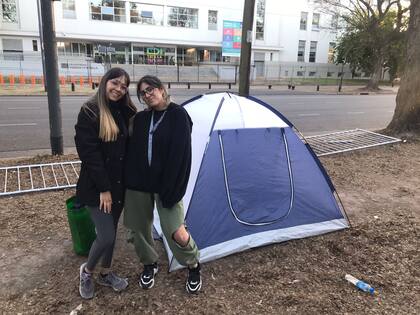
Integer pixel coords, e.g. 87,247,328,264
186,279,202,294
139,267,158,289
140,278,155,289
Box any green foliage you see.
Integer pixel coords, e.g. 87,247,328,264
334,9,408,80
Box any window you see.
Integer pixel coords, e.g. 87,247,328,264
62,0,76,19
57,41,93,56
72,42,79,55
309,71,317,77
297,40,305,62
300,12,308,30
199,48,221,62
328,42,335,63
130,2,164,25
255,0,265,40
1,0,18,23
312,13,320,29
167,6,198,28
2,38,23,60
309,41,317,62
32,40,38,52
208,10,217,30
90,0,126,23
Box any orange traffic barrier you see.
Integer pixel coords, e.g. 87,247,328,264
19,74,25,85
80,76,84,87
41,76,44,86
0,74,4,85
60,76,65,86
88,76,93,87
9,74,15,86
70,76,76,84
30,75,36,87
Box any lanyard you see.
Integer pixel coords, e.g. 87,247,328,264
148,110,167,166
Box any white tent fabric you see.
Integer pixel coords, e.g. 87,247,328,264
152,92,348,272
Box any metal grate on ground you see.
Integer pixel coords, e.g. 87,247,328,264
305,129,401,157
0,129,400,197
0,161,81,197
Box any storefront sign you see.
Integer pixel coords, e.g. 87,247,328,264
146,47,165,64
222,20,242,57
146,47,164,56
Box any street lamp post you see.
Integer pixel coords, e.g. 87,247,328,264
39,0,63,155
338,61,345,92
338,47,353,93
36,0,47,91
238,0,256,96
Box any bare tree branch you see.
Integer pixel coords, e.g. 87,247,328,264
383,0,401,17
378,0,385,16
358,0,376,17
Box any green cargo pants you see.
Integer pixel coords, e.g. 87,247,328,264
124,189,199,266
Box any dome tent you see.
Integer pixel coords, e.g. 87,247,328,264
153,92,349,271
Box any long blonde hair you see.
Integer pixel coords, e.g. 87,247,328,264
85,68,136,142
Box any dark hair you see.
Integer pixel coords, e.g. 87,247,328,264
137,75,170,104
85,67,136,141
101,67,131,93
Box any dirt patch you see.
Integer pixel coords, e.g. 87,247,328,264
0,141,419,314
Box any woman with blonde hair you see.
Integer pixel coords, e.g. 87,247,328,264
74,67,136,299
124,75,202,294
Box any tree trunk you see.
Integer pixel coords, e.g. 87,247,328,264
386,1,420,136
366,55,383,90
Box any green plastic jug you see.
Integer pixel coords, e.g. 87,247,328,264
66,196,96,256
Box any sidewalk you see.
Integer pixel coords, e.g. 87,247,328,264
0,83,399,96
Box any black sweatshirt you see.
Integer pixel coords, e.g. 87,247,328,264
124,102,193,208
75,100,135,211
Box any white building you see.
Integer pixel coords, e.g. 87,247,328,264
0,0,341,78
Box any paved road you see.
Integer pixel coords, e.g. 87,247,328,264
0,91,396,156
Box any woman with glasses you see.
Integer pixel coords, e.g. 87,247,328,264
124,75,202,294
75,67,136,299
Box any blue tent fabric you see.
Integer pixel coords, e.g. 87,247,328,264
152,92,349,271
219,128,293,225
185,126,345,251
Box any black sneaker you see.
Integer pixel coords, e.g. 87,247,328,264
186,263,202,294
139,263,158,289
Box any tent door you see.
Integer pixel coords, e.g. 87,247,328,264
218,128,294,226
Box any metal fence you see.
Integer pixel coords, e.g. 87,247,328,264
0,130,400,197
0,161,80,196
0,52,384,84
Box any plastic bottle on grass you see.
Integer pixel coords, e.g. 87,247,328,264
345,274,375,294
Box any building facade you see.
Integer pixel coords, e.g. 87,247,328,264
0,0,342,78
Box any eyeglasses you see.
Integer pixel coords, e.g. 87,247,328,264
139,86,155,97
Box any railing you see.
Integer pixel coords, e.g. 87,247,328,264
0,52,383,84
0,161,81,196
0,130,400,197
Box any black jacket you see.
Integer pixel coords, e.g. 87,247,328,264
75,100,135,211
125,102,193,208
